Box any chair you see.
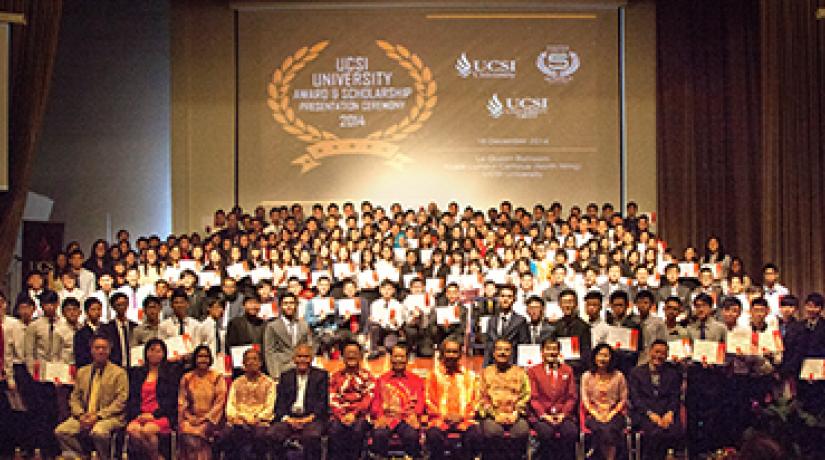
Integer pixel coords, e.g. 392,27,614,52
577,402,634,460
123,430,177,460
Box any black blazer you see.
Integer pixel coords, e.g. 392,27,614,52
275,367,329,421
628,363,682,424
73,324,98,369
127,363,183,424
484,312,529,366
100,320,138,367
225,315,266,351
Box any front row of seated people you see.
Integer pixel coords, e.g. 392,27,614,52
52,329,687,460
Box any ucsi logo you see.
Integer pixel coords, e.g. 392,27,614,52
456,53,517,79
486,93,549,119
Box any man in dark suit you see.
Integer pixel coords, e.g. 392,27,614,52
226,295,266,374
74,298,104,368
657,264,692,314
525,296,555,345
781,292,825,415
629,340,683,459
269,343,329,460
100,292,137,367
472,281,499,355
484,284,528,366
528,337,578,460
552,289,591,378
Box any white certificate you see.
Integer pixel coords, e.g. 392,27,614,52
130,345,145,367
250,266,273,284
165,334,194,359
375,262,399,282
163,267,181,284
212,352,231,376
425,278,443,294
41,361,74,384
404,294,430,312
333,262,354,280
485,269,507,285
178,260,197,272
285,265,307,281
312,297,334,317
517,344,542,367
757,329,784,354
558,337,581,360
230,344,256,369
338,298,362,316
605,326,639,351
407,239,419,249
800,359,825,380
419,249,433,265
726,330,757,355
678,262,699,278
259,302,277,320
403,273,419,289
197,271,221,288
692,339,725,365
435,306,461,325
545,302,563,321
227,263,246,280
358,270,379,289
667,338,692,361
393,248,407,263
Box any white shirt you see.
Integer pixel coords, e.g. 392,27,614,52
159,316,201,340
291,372,309,415
2,316,25,385
369,298,405,330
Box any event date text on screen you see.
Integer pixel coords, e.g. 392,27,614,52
339,114,366,128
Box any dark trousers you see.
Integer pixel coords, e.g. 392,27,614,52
636,417,682,460
368,324,400,354
371,421,420,457
219,424,270,460
585,414,627,460
29,381,60,455
480,417,530,460
327,418,370,460
403,315,437,357
686,366,725,456
268,420,326,460
425,424,482,460
532,418,578,460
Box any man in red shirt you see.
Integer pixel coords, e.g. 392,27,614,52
370,344,425,458
528,337,578,460
328,340,374,460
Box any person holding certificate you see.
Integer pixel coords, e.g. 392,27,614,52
305,276,339,357
477,339,531,460
334,278,369,341
367,280,405,359
605,291,641,376
781,293,825,415
483,284,528,366
55,334,128,460
553,289,592,378
581,343,628,460
528,337,578,460
685,293,727,456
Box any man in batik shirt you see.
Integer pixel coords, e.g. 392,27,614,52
425,338,482,460
477,339,531,460
328,340,374,460
370,344,425,458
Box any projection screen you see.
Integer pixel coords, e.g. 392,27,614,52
237,5,621,209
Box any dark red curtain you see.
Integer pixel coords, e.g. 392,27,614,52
759,0,825,295
657,0,825,295
0,0,63,283
656,0,763,285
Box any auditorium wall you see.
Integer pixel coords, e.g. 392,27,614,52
170,0,656,234
31,0,172,249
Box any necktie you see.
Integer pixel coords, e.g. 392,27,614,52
699,323,706,340
499,315,507,336
215,323,222,354
178,319,185,336
48,320,55,360
88,368,101,413
532,325,539,344
121,323,129,366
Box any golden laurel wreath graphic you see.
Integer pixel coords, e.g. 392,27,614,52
267,40,437,173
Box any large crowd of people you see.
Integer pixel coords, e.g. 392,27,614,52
0,199,823,460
